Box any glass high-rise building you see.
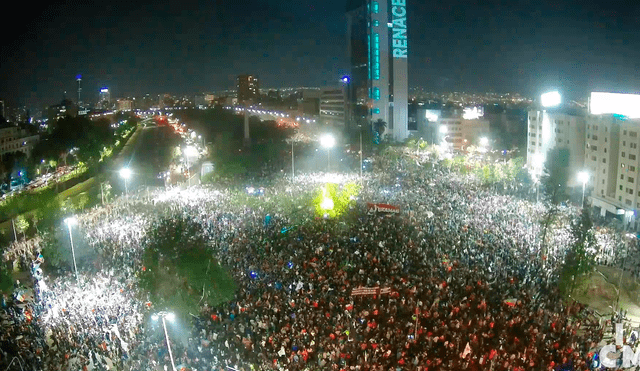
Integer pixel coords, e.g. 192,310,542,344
346,0,408,141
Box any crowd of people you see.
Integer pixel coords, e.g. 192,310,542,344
1,150,639,371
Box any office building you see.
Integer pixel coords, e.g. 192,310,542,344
346,0,408,141
237,75,259,104
416,108,491,150
319,87,348,127
98,88,111,109
117,99,133,111
526,107,587,188
0,124,40,160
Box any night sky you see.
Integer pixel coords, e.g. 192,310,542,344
2,0,640,109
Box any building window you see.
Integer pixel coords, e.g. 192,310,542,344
629,177,635,183
592,135,598,140
373,20,379,27
624,130,627,135
619,196,622,201
372,1,379,13
631,131,638,138
373,108,380,114
628,188,634,194
624,141,627,146
631,154,637,160
622,152,626,157
373,87,380,100
626,199,633,206
621,174,625,180
603,158,606,163
631,143,637,149
631,165,636,172
591,145,598,151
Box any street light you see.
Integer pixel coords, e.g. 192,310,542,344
320,134,336,172
64,216,79,281
119,168,132,195
578,171,589,208
184,146,198,187
152,311,177,371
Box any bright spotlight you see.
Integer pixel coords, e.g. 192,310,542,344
577,171,589,184
165,312,176,322
64,216,78,226
320,134,336,148
439,125,448,134
479,137,489,146
119,168,132,179
320,197,334,210
151,314,159,321
185,146,198,157
541,91,561,107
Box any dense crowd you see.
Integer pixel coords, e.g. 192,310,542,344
1,153,638,371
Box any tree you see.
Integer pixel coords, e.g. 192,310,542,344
373,119,387,145
559,209,597,296
0,264,13,295
539,148,570,259
541,147,570,206
138,217,236,318
14,215,29,239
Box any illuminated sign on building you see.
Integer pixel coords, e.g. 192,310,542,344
590,92,640,118
391,0,407,58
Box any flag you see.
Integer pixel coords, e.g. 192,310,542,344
461,342,471,358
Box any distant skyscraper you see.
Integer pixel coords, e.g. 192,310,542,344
237,75,259,104
346,0,408,141
98,87,111,109
76,75,83,108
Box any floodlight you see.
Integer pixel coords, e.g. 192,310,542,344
479,137,489,146
64,216,78,226
577,171,589,184
439,125,448,134
541,91,561,107
151,314,159,321
590,92,640,118
320,134,336,149
184,146,198,157
321,197,334,210
119,168,132,179
165,312,176,322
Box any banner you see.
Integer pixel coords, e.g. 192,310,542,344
351,286,392,296
367,203,400,214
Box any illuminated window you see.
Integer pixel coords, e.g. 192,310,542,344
372,1,379,13
373,108,380,114
373,20,379,27
373,87,380,100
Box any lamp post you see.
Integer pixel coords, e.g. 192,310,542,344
578,171,589,208
64,216,79,281
320,134,336,172
184,146,198,187
152,312,177,371
119,168,132,195
360,128,363,178
291,140,295,179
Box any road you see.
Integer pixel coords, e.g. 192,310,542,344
108,119,182,195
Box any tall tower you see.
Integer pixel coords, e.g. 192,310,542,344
237,75,259,104
76,74,82,108
346,0,408,141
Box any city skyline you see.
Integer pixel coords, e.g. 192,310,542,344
2,0,640,109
